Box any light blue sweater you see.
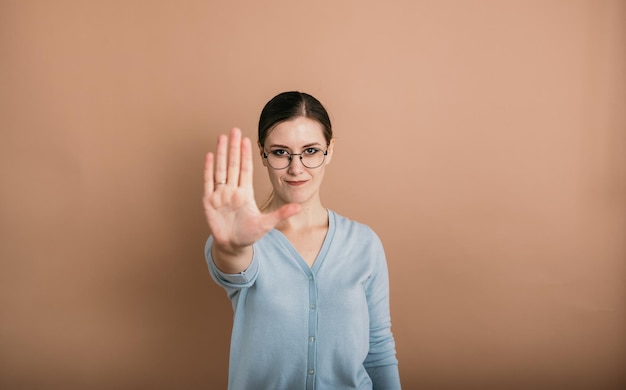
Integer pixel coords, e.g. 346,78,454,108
205,210,401,390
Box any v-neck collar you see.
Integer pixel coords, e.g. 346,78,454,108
269,209,336,274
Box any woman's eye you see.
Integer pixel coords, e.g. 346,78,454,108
303,148,320,155
271,149,289,157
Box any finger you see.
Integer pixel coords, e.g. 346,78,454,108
204,152,215,196
214,134,228,184
226,128,241,186
239,137,253,188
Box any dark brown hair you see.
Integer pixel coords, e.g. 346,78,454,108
258,91,332,147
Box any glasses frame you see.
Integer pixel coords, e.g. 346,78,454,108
262,148,329,170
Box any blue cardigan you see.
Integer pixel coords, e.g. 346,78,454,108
205,210,401,390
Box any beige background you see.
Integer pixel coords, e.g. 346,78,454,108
1,0,625,389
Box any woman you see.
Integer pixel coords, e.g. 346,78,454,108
203,91,401,389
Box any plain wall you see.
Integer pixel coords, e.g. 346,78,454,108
1,0,624,389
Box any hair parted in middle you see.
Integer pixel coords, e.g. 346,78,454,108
258,91,333,147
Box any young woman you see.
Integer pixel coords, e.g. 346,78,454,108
203,91,401,389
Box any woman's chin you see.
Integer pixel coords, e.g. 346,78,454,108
277,191,314,206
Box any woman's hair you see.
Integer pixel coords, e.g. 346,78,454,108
258,91,333,147
257,91,333,210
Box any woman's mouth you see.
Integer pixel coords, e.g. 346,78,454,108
286,180,307,187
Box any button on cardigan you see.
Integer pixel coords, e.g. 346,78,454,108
205,210,401,390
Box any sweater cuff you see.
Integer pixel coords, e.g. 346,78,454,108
212,256,259,285
366,364,401,390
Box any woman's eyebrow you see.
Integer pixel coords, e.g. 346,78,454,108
267,142,322,149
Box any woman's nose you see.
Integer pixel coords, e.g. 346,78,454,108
287,155,305,174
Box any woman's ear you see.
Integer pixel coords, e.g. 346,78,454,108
325,139,336,165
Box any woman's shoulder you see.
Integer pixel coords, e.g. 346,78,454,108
329,209,381,242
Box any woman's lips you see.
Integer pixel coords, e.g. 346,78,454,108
286,180,307,186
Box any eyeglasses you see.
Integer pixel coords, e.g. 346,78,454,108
263,147,328,170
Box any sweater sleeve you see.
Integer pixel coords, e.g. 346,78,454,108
363,232,401,389
204,235,259,293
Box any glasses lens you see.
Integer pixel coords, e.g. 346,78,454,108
267,153,290,169
301,150,325,168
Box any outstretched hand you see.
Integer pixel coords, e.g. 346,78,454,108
203,128,300,259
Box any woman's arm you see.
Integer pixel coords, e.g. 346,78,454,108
363,234,401,389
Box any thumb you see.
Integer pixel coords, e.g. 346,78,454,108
275,203,302,220
261,203,301,229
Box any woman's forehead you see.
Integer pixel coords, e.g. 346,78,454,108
266,117,326,145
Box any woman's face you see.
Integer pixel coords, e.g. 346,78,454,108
259,116,334,208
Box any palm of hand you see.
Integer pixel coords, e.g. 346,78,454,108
204,185,267,248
